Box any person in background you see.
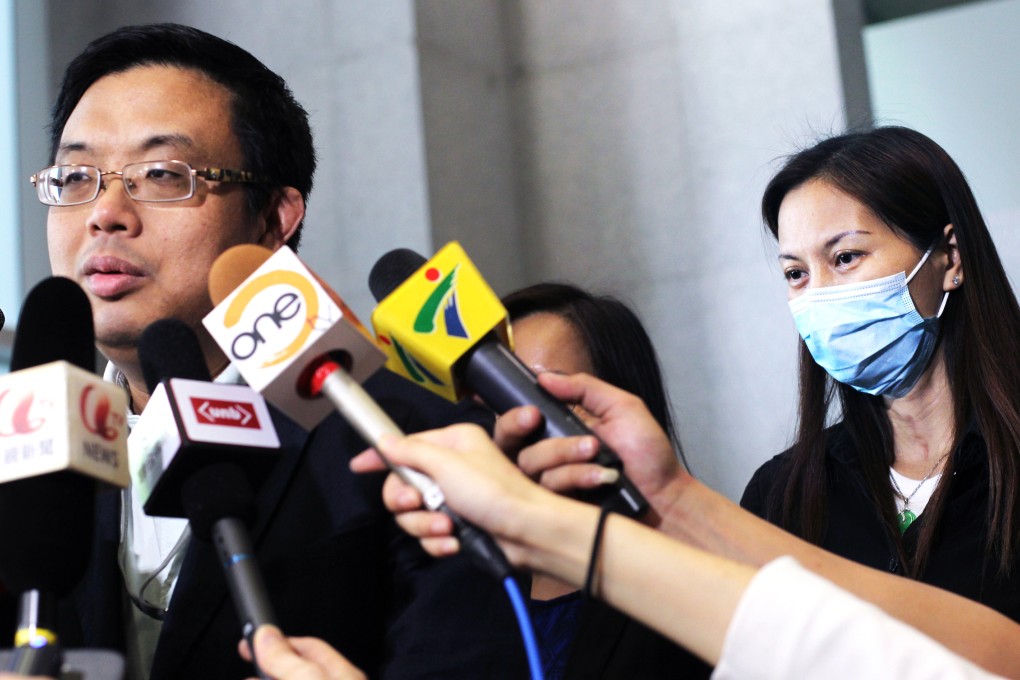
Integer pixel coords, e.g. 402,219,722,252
742,126,1020,622
501,282,706,679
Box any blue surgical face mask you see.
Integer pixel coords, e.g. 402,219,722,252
788,245,949,399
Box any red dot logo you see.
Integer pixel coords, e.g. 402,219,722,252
425,268,440,282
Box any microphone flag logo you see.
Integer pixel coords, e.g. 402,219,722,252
371,241,510,402
190,397,261,429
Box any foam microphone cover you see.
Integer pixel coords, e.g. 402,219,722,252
368,249,426,303
180,462,258,541
11,277,94,373
140,318,213,392
0,277,96,595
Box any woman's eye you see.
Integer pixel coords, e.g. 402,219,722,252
835,252,859,266
784,269,806,283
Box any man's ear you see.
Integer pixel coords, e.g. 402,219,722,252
258,186,304,250
942,223,963,291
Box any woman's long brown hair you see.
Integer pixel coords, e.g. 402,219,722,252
761,126,1020,577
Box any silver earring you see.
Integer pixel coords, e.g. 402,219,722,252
953,276,960,286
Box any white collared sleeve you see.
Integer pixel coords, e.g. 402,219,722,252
713,556,1003,680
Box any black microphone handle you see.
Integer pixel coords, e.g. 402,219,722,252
213,518,276,679
463,340,649,518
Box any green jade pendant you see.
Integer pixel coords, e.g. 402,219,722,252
897,508,917,533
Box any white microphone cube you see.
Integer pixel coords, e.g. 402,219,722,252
131,379,280,518
202,246,386,431
0,361,128,487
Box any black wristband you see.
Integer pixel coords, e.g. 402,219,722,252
583,506,613,599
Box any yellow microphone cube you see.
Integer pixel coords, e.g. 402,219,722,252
371,241,510,403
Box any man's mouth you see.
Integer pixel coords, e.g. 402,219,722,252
82,256,146,298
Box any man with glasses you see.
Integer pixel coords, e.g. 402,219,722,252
36,23,523,680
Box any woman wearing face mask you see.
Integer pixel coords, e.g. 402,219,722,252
740,126,1020,620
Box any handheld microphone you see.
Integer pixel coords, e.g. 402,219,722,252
0,277,129,677
135,318,279,679
132,320,280,518
202,245,513,580
369,242,648,518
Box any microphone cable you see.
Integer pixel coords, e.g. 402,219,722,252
503,575,545,680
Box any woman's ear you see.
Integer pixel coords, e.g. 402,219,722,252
258,186,305,250
942,223,963,291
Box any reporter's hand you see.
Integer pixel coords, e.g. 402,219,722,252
352,423,560,566
502,372,689,523
349,446,459,557
239,624,365,680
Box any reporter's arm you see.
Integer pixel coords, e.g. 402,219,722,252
447,373,1020,677
368,428,746,665
365,431,1010,677
717,556,1003,680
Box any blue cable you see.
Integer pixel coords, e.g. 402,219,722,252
503,575,545,680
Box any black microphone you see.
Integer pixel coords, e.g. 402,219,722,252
369,245,649,518
0,278,117,676
135,318,278,679
133,319,280,518
0,305,6,333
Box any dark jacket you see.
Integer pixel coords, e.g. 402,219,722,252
741,424,1020,622
58,370,528,679
562,599,711,679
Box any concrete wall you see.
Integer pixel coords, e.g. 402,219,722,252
865,0,1020,285
417,1,852,497
19,0,862,499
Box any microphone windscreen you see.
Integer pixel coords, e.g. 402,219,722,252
0,471,95,595
0,305,5,333
208,244,274,306
11,277,94,373
368,249,426,302
139,319,213,392
180,462,257,541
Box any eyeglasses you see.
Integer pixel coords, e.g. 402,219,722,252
30,160,269,207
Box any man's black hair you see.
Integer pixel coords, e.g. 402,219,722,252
50,23,315,250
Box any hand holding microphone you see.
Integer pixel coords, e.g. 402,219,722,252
368,243,649,518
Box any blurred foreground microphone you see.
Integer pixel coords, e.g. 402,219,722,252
202,246,512,580
370,242,647,518
133,319,279,677
0,277,128,676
